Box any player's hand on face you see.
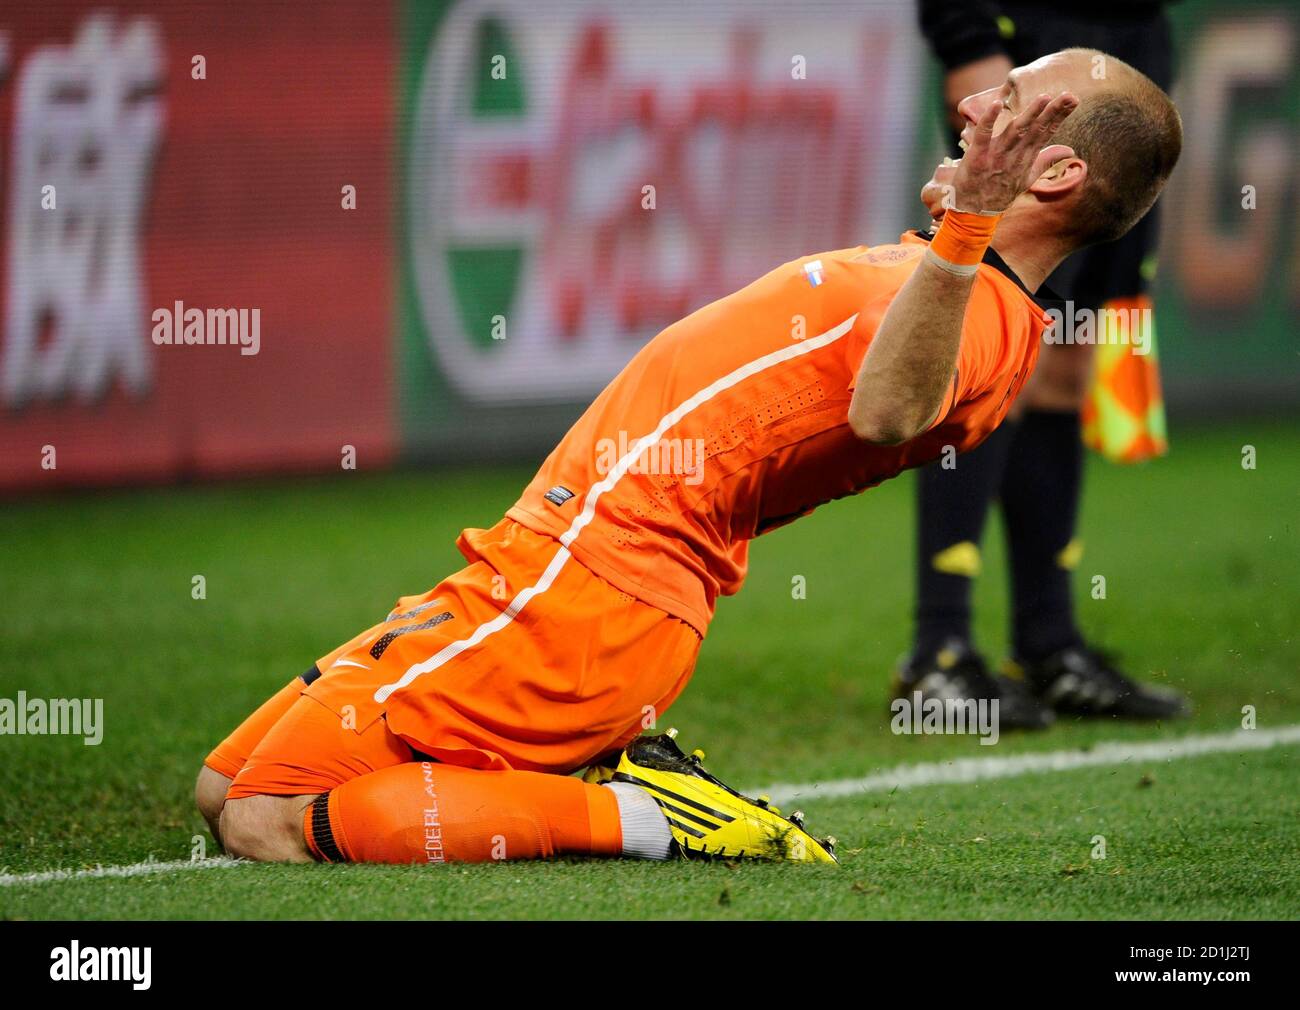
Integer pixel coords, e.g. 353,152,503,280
950,91,1078,215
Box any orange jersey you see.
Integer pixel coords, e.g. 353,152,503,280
508,232,1054,635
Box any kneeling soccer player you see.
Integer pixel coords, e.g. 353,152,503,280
197,48,1180,866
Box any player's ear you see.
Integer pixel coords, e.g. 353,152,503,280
1029,155,1087,199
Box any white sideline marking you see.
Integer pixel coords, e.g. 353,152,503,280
3,726,1297,887
0,856,240,888
758,724,1300,805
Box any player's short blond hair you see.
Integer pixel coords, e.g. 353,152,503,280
1054,49,1182,247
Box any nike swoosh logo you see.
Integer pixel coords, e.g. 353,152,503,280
329,659,371,672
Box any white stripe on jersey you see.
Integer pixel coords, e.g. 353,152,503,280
372,313,860,704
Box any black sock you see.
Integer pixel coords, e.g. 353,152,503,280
913,420,1018,656
999,410,1087,661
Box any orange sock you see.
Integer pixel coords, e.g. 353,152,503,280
303,761,624,864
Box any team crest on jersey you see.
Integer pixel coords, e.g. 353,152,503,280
803,260,825,287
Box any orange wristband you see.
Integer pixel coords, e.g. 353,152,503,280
928,209,1001,275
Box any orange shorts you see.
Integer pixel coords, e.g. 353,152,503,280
207,519,701,798
214,689,412,800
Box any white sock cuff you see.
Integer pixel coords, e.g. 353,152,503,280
604,781,672,860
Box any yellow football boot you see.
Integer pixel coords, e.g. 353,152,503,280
606,729,838,864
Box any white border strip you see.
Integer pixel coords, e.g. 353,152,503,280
758,724,1300,805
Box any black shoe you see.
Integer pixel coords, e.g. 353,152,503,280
893,638,1055,730
1010,644,1191,720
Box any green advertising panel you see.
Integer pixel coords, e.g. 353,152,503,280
1155,0,1299,400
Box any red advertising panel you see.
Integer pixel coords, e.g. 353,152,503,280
0,0,396,491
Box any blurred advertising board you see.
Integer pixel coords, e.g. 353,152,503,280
398,0,922,460
0,1,396,490
0,1,1293,491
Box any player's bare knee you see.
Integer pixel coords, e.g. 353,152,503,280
220,794,314,863
195,766,231,844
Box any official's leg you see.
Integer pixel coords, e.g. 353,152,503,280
998,400,1087,661
911,421,1019,656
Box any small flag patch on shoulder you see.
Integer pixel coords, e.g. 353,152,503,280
543,486,575,506
804,259,825,287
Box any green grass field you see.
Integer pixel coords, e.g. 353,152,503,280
1,421,1297,919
